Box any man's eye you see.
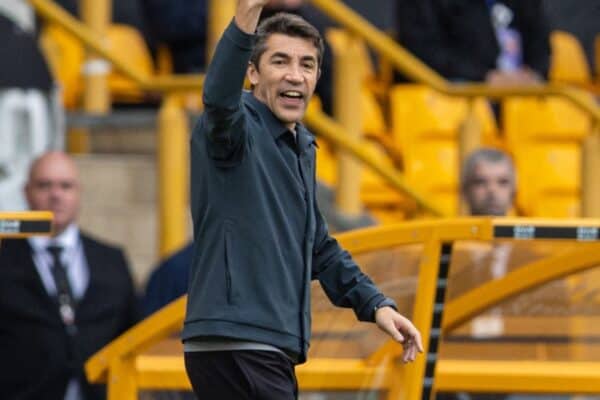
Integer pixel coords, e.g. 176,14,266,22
272,59,285,65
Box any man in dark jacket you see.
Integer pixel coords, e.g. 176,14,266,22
183,1,423,399
0,152,138,400
396,0,551,84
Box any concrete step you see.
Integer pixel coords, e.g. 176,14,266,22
74,154,168,289
66,109,198,154
68,109,158,154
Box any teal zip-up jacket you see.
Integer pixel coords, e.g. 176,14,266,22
182,20,395,363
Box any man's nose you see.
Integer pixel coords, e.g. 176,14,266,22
48,185,63,199
285,65,304,83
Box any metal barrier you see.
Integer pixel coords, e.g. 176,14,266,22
85,218,600,400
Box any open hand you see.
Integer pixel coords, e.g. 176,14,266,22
375,306,424,363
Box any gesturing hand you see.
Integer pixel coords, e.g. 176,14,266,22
375,306,424,363
235,0,271,33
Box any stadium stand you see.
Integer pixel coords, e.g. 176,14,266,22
17,0,600,397
502,96,591,217
390,85,498,215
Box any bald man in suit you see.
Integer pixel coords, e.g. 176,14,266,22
0,152,138,400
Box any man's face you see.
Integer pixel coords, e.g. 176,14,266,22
248,33,319,130
25,153,81,235
465,160,514,216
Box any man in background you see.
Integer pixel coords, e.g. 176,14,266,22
183,1,423,398
461,147,516,217
0,151,138,400
395,0,551,85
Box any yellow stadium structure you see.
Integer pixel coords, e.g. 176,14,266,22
503,96,592,217
85,218,600,399
390,85,498,216
23,0,600,397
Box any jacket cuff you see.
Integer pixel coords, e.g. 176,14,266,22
357,294,395,322
372,297,398,321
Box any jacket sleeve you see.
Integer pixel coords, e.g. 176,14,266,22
311,195,394,322
199,19,254,163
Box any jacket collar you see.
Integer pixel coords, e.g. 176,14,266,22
243,91,317,152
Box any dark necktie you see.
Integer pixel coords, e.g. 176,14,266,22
47,245,77,334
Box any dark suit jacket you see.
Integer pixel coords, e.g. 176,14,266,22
395,0,551,81
0,232,138,400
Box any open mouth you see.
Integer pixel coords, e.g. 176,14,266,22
279,90,304,101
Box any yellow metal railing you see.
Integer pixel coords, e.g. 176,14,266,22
85,218,600,399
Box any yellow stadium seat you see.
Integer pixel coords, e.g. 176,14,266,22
40,23,155,107
503,97,592,217
390,85,498,216
549,31,591,85
106,24,155,103
511,142,581,217
361,87,387,136
39,24,85,109
503,97,590,143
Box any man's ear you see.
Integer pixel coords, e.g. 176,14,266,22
247,62,260,86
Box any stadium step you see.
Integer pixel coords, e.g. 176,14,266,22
74,153,161,289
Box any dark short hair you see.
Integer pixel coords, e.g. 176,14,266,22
250,12,324,70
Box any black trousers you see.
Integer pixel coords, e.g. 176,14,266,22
184,351,298,400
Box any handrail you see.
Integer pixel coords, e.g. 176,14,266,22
86,296,187,383
28,0,444,216
305,107,445,216
308,0,600,124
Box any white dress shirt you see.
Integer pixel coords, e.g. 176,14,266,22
27,223,89,400
28,223,89,300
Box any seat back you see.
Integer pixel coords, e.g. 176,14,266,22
391,85,498,215
549,31,591,85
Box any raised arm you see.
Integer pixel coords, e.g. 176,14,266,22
201,0,269,160
234,0,269,34
203,0,268,107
